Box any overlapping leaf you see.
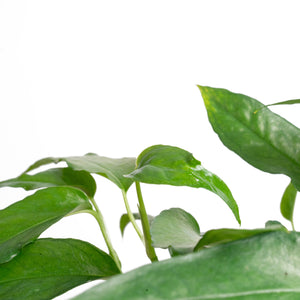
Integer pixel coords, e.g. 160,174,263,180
0,187,92,263
0,167,96,197
126,145,240,224
0,238,120,300
73,231,300,300
150,208,201,255
23,154,136,191
198,86,300,190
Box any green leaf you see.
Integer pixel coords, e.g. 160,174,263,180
0,238,120,300
126,144,240,224
72,231,300,300
265,220,287,230
266,99,300,108
150,208,201,255
0,187,92,263
281,181,298,226
24,154,136,192
120,213,153,236
194,226,287,251
198,86,300,191
0,167,97,197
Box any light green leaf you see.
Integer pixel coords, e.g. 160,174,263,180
72,231,300,300
150,208,200,255
126,144,240,224
198,86,300,191
23,154,136,191
194,226,287,251
0,238,120,300
120,213,153,236
0,167,97,197
281,181,298,227
0,187,92,263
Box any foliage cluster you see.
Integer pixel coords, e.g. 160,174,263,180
1,86,300,299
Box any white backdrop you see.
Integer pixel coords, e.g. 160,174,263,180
1,1,300,299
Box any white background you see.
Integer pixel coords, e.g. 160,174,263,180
1,1,300,299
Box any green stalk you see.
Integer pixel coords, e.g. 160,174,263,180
121,190,145,244
89,198,122,271
135,181,158,262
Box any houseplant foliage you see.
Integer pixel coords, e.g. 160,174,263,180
0,86,299,299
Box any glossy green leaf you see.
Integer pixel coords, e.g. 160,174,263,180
126,144,240,224
198,86,300,191
0,167,96,197
281,181,298,226
0,187,92,263
0,238,120,300
120,213,153,236
150,208,200,255
194,226,287,251
23,154,136,191
73,231,300,300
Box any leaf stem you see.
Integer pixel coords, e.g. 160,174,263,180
89,198,122,271
121,190,145,244
135,181,158,262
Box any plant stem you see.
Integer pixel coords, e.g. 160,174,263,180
89,197,122,271
135,181,158,262
121,190,145,244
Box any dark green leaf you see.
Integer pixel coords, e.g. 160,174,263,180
150,208,200,255
72,231,300,300
281,181,298,225
23,154,136,191
194,226,287,251
0,238,120,300
120,213,153,236
0,167,96,197
0,187,92,263
198,86,300,191
126,144,240,224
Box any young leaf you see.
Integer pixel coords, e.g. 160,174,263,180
23,154,136,192
72,231,300,300
198,86,300,191
280,181,298,228
150,208,201,255
120,213,153,236
194,226,287,251
0,238,120,300
126,144,240,224
0,167,96,197
0,187,92,263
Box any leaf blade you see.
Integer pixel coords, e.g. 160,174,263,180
150,208,200,255
0,238,120,300
198,86,300,190
23,154,136,191
72,231,300,300
0,167,97,197
127,145,240,224
281,181,298,225
0,187,92,263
